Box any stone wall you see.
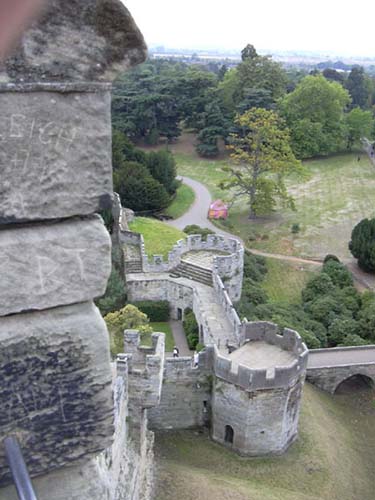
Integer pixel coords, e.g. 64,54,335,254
211,375,305,456
123,331,165,410
1,357,154,500
307,346,375,393
148,350,213,430
127,276,195,319
212,273,242,343
212,322,308,391
0,1,148,497
123,227,244,300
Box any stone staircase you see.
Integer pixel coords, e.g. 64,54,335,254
124,244,143,274
125,259,143,273
172,260,213,287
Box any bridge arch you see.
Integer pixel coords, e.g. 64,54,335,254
333,373,374,394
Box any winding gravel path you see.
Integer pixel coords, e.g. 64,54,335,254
166,176,373,290
166,176,322,266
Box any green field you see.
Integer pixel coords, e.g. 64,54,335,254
154,384,375,500
129,216,186,258
262,259,318,303
176,153,375,260
165,183,195,219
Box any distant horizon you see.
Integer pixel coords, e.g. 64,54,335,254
124,0,375,60
147,43,375,61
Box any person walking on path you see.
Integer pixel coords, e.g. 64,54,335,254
173,346,179,358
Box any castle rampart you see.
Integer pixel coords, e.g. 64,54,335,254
211,323,308,456
148,350,213,430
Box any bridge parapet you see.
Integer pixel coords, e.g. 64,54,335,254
307,345,375,393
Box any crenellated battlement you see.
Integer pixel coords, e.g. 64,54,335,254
213,322,308,391
122,330,165,409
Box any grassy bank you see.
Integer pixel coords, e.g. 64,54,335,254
165,183,195,219
129,217,186,258
154,384,375,500
262,259,318,303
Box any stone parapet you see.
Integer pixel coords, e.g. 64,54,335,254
124,330,165,409
213,323,308,391
0,302,113,487
212,273,242,344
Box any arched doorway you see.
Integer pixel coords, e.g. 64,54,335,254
334,374,374,394
224,425,234,444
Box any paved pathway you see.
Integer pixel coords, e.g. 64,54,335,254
127,272,236,352
308,347,375,368
169,319,191,356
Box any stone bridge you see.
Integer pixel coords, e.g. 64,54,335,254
306,346,375,394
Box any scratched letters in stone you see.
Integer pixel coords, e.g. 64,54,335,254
0,85,113,223
0,216,111,315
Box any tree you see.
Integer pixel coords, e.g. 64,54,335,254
349,218,375,272
96,267,127,317
220,108,301,219
195,99,228,157
113,161,170,212
241,44,258,61
345,107,374,149
345,66,372,109
105,304,152,356
146,150,178,194
218,45,287,116
322,68,345,84
279,75,351,158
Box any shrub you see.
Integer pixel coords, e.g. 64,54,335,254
323,254,340,264
322,260,353,288
301,273,335,303
242,278,268,305
243,250,267,282
291,223,300,234
132,300,170,322
349,218,375,272
183,308,199,349
96,267,127,317
183,224,215,240
105,304,152,357
328,318,361,346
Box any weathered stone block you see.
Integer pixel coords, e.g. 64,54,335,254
1,0,147,83
0,302,113,486
0,85,113,222
0,216,111,315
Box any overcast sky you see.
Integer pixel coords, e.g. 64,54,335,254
124,0,375,57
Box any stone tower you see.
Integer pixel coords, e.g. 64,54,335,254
0,1,147,498
211,322,308,456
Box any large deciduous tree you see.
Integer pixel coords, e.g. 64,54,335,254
345,107,374,149
279,75,351,158
220,108,301,219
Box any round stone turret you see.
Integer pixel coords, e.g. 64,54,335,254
211,321,308,456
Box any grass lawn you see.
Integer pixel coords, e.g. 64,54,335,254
177,152,375,260
262,259,318,304
175,153,229,199
150,322,175,351
165,183,195,219
154,383,375,500
129,217,186,258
